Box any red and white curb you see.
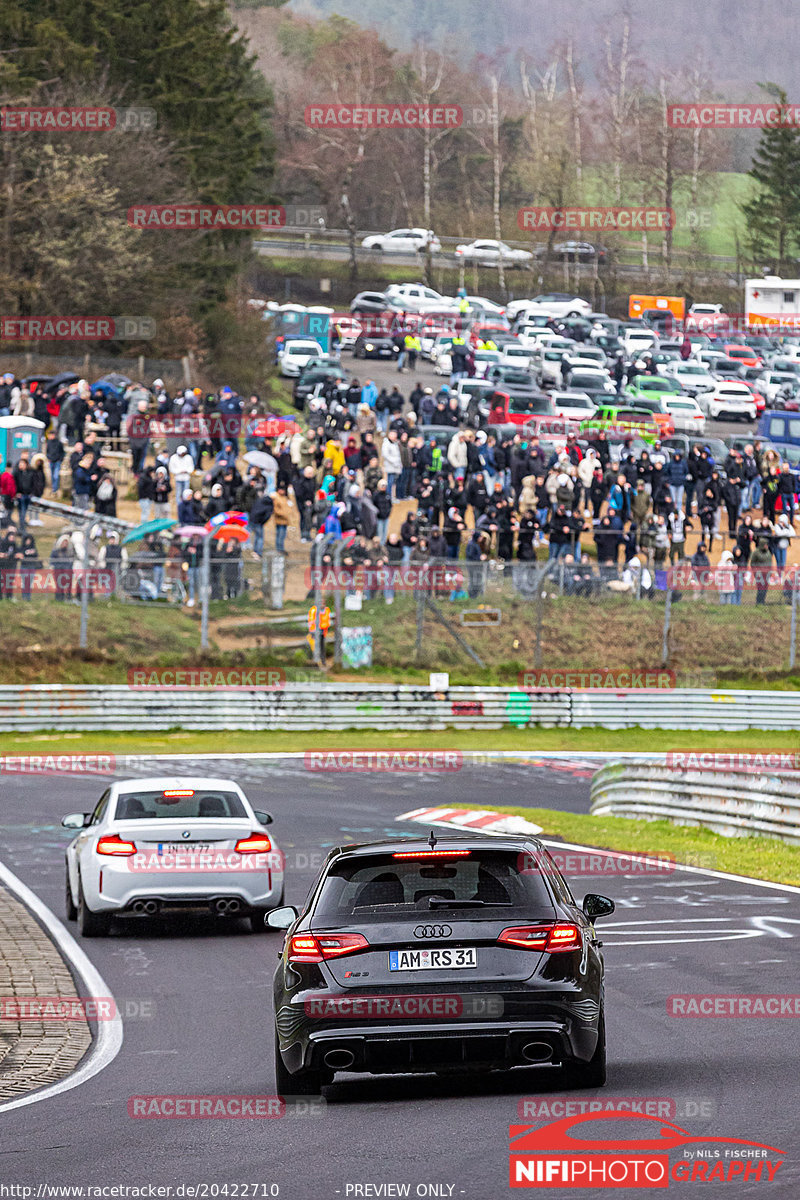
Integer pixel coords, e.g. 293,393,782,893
397,805,543,836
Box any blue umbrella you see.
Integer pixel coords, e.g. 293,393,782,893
121,518,177,546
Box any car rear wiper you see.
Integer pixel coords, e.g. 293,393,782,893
427,898,512,908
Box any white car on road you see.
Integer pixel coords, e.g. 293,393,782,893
454,239,533,266
660,360,717,397
551,391,597,423
700,383,757,421
519,294,592,319
499,344,536,370
361,228,441,254
278,338,325,377
384,283,458,313
661,396,707,433
63,777,285,936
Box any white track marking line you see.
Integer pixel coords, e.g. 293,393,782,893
0,860,123,1113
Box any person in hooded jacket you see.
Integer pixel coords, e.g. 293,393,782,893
428,526,446,560
442,506,465,559
516,509,538,561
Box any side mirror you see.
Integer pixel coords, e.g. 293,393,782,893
253,810,273,826
62,813,89,830
266,905,299,930
582,894,615,920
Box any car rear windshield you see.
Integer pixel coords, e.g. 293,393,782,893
510,396,551,413
114,790,247,820
312,849,559,921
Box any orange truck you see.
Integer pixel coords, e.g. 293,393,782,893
628,294,685,323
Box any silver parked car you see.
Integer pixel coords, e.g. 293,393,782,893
63,776,285,936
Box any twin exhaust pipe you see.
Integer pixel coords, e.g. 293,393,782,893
130,898,242,915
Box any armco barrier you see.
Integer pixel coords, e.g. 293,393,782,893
1,685,800,732
590,760,800,844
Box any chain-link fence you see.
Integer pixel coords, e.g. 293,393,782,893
6,544,797,678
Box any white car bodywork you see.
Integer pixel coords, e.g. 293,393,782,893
454,239,533,265
702,383,757,421
384,283,459,313
278,339,325,376
361,228,441,253
550,391,597,423
662,396,707,433
64,776,285,936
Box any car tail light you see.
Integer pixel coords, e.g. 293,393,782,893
163,789,194,797
96,834,137,856
392,850,471,859
498,923,582,953
288,932,369,964
234,833,272,854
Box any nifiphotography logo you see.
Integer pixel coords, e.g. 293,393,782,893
509,1112,784,1187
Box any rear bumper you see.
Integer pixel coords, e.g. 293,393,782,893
91,863,283,912
278,1016,598,1075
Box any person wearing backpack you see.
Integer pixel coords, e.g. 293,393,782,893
94,461,117,516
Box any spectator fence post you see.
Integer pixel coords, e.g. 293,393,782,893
661,586,672,667
333,541,343,665
78,531,91,649
790,572,799,671
200,532,211,650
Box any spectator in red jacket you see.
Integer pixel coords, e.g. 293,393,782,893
0,466,16,523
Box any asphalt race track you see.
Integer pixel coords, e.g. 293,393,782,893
1,757,798,1197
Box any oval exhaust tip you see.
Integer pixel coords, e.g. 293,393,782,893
521,1042,553,1063
323,1049,355,1070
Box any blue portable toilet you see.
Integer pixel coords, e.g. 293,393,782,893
0,416,46,471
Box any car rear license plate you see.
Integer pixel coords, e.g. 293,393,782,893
157,843,212,854
389,948,477,971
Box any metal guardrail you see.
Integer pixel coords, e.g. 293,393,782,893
0,685,797,733
590,759,800,845
29,497,134,530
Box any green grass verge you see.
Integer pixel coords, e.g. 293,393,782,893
1,727,798,756
461,803,800,888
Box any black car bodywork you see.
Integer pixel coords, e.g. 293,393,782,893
271,836,613,1095
353,334,399,360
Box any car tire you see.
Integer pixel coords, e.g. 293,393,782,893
561,1010,606,1090
274,1031,328,1097
65,868,77,921
77,878,112,938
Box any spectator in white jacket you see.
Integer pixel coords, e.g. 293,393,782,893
447,430,468,481
168,445,195,506
381,431,403,498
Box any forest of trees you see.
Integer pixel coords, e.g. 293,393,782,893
0,0,797,367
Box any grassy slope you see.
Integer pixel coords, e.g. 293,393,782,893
461,803,800,888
